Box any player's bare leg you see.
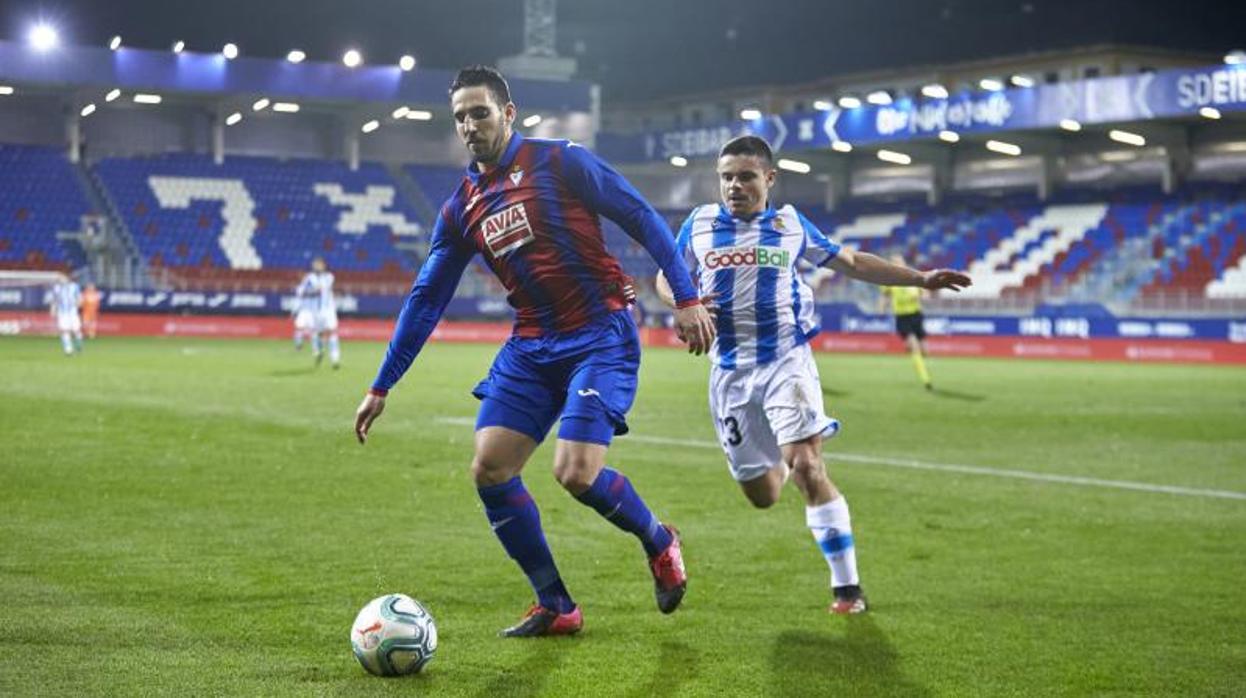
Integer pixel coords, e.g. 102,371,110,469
556,439,687,614
782,436,866,614
473,427,581,637
739,464,788,509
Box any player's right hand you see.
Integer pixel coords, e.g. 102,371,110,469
673,302,716,356
354,392,386,444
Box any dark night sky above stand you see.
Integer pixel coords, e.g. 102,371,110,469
5,0,1242,103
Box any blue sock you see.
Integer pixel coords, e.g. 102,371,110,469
575,467,672,558
310,333,322,355
477,477,575,614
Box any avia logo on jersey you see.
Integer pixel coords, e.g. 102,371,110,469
481,202,536,258
703,245,790,270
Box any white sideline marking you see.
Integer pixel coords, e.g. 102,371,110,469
433,417,1246,501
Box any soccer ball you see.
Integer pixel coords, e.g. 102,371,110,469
350,593,438,676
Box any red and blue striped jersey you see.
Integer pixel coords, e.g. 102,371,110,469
371,133,699,393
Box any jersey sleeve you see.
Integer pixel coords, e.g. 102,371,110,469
370,209,475,393
559,142,700,307
795,209,841,267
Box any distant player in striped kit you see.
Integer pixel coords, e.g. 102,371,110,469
880,255,934,390
658,136,970,614
295,257,340,368
49,275,83,356
354,66,716,637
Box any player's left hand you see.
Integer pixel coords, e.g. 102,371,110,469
921,269,972,292
354,392,386,444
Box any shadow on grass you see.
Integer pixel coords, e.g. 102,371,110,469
268,367,318,378
769,619,928,697
822,385,852,399
473,635,571,698
625,640,700,697
928,387,986,402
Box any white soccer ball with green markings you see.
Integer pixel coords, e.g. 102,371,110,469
350,593,437,676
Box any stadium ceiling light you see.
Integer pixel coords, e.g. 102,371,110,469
522,114,542,128
1059,118,1082,132
406,110,433,121
252,98,270,111
105,88,121,102
813,99,833,111
399,55,416,71
133,93,162,104
29,23,59,51
1010,75,1035,88
777,158,811,174
838,95,862,109
1109,129,1146,147
938,130,960,143
1200,106,1223,120
225,112,243,126
979,77,1004,91
222,43,239,60
986,139,1022,156
343,49,362,68
392,106,410,119
866,90,892,105
80,103,96,117
109,35,122,51
876,149,911,165
1099,150,1136,162
171,40,185,53
669,156,688,167
921,84,949,99
361,119,380,133
0,86,14,95
272,102,299,113
739,108,762,120
831,140,853,153
1225,50,1246,65
286,49,306,64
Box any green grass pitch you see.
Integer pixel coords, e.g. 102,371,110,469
2,335,1244,696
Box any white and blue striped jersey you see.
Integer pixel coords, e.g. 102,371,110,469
49,281,82,317
677,204,841,370
297,271,336,313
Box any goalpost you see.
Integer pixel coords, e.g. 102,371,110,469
0,270,72,337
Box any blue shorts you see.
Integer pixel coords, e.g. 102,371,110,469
472,310,640,446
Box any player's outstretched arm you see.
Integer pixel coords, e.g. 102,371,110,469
828,248,972,292
354,391,386,444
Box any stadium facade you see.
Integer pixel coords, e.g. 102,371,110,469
0,38,1243,361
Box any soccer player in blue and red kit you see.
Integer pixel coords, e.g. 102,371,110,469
354,66,716,637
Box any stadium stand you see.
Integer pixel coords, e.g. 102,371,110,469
0,144,93,272
92,153,425,292
805,185,1246,309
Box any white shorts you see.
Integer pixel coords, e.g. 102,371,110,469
56,313,82,333
709,342,840,483
294,309,315,331
314,309,338,333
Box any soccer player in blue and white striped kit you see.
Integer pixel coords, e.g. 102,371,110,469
659,136,971,614
49,275,83,356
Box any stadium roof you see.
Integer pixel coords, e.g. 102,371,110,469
2,0,1244,102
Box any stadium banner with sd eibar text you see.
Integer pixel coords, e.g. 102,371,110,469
599,62,1246,162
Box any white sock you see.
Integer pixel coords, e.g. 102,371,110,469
311,333,322,355
806,496,859,589
328,334,340,364
60,332,73,355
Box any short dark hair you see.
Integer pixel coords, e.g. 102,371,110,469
719,135,774,165
449,65,512,106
